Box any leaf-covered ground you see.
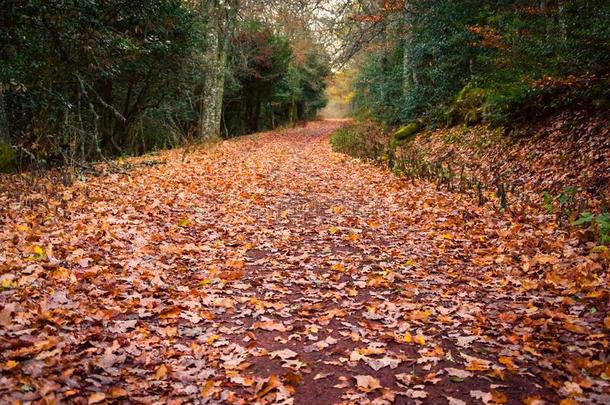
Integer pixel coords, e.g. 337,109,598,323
1,121,608,404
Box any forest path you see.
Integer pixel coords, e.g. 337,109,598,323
1,121,607,404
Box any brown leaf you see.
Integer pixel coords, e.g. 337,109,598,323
257,375,282,398
354,375,382,392
88,392,106,404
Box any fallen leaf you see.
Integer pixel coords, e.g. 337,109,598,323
354,375,382,392
88,392,106,404
155,364,168,379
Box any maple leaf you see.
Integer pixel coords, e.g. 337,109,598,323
270,349,298,361
354,375,382,392
252,320,287,332
446,367,474,380
256,375,282,399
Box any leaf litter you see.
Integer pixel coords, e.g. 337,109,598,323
0,121,608,404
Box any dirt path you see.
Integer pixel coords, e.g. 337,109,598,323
0,121,608,404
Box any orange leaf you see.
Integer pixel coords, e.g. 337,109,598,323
88,392,106,404
257,375,281,398
155,364,168,379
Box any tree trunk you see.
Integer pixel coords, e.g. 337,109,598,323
558,0,567,42
402,1,416,96
199,0,238,140
0,86,9,142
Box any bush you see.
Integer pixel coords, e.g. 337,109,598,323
330,127,366,157
0,141,15,173
573,212,610,245
484,75,610,129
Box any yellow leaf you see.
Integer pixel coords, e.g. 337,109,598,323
410,309,430,321
207,335,220,345
5,360,18,369
201,379,215,397
331,263,346,272
499,356,517,372
585,291,602,299
177,218,191,227
403,332,412,343
33,245,45,256
415,334,426,345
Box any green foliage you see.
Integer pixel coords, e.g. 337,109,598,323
224,22,329,136
0,141,15,173
484,76,610,128
573,212,610,245
330,127,365,157
349,0,610,130
1,0,206,162
1,3,330,164
351,45,406,124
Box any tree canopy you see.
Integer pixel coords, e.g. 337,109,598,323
0,0,332,169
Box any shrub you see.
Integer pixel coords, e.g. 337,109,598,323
573,212,610,245
330,127,366,157
484,75,610,129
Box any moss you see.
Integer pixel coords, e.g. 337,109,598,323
447,84,487,126
0,141,15,173
393,121,422,143
456,84,486,107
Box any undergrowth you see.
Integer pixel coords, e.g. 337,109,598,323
331,121,610,245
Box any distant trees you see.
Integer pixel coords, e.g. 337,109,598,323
223,22,330,136
0,0,330,170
